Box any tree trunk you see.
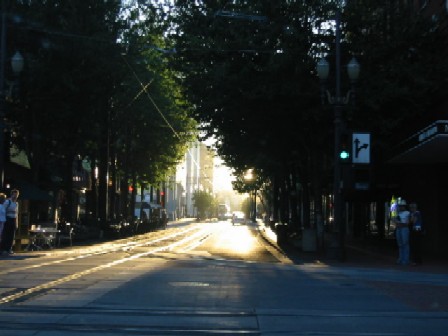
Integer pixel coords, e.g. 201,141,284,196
98,114,110,225
289,163,299,232
272,173,280,228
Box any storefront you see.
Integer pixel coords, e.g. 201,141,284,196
387,120,448,257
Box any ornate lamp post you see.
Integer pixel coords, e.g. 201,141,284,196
1,1,25,190
243,169,257,222
316,10,360,261
0,44,24,189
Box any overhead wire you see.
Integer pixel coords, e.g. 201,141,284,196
121,54,180,139
120,54,214,186
122,79,154,111
13,3,223,187
10,14,213,189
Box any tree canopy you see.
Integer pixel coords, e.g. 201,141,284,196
6,0,197,221
4,0,448,227
164,0,448,224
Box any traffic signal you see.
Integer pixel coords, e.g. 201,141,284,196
160,190,165,207
339,148,350,160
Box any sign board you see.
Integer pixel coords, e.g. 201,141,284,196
352,132,370,164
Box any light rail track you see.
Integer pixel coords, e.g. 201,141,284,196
0,223,215,305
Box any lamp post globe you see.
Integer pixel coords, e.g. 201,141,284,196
243,169,257,223
347,57,360,82
11,51,24,75
316,58,330,81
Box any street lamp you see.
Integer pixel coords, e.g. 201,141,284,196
11,51,24,74
316,10,360,261
243,169,257,223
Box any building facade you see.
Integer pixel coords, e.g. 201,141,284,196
164,141,215,219
371,1,448,257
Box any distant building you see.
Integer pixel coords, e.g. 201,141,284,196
165,141,214,218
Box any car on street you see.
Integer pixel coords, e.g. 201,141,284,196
231,211,246,225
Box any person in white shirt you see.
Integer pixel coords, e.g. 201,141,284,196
0,189,19,255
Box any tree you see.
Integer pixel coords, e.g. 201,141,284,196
167,0,334,228
8,0,197,225
344,1,448,161
9,0,125,222
192,190,215,219
166,0,448,233
111,2,197,218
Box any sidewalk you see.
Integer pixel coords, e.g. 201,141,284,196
256,220,448,312
256,221,448,274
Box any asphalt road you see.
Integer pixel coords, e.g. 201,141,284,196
0,219,447,335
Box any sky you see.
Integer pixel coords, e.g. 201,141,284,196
201,136,235,192
213,156,235,192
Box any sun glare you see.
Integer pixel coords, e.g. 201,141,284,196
213,156,235,191
219,225,256,254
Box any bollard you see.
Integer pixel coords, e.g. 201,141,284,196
275,223,288,244
302,228,317,252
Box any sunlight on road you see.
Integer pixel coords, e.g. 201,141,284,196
263,225,277,242
218,224,256,254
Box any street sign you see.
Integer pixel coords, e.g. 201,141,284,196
352,132,370,164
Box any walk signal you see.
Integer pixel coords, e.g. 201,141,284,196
340,149,350,160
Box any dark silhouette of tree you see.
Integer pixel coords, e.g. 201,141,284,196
7,0,197,224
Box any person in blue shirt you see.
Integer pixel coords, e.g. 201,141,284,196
0,193,6,246
409,202,423,265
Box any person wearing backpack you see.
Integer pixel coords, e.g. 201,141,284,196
409,202,424,265
0,189,20,255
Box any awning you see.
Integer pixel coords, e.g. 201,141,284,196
388,120,448,164
137,202,162,209
11,180,53,201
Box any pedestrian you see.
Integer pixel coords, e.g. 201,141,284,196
0,189,20,255
409,202,424,265
0,193,6,245
394,198,410,265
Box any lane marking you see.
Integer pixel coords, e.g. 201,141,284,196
0,226,211,305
